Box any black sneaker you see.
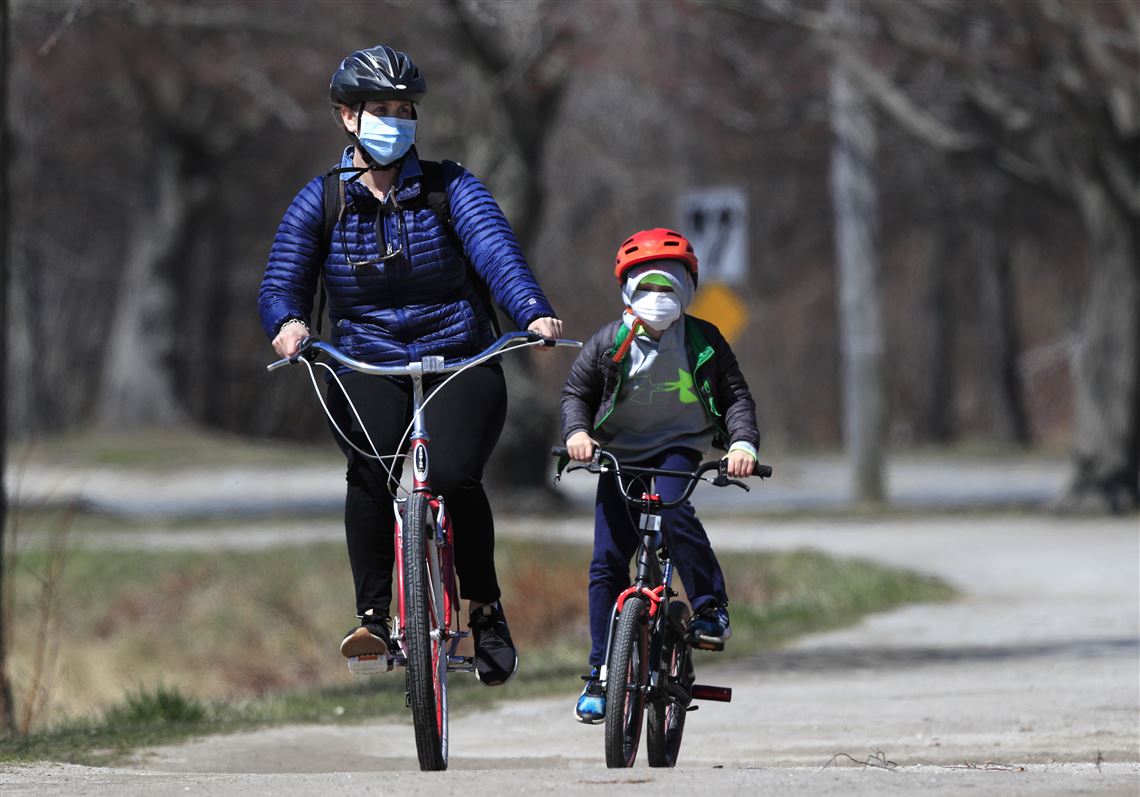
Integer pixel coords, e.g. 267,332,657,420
469,602,518,686
340,610,391,659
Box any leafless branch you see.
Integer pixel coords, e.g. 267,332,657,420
824,749,898,770
834,45,977,152
34,0,91,56
936,760,1027,771
1100,146,1140,216
125,0,302,35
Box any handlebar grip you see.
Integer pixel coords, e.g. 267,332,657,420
756,464,773,478
551,445,568,457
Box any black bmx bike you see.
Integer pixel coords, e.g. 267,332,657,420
552,446,772,768
269,331,580,770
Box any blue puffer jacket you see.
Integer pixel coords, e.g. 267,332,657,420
258,147,556,365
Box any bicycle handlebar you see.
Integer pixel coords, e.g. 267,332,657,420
267,331,582,375
551,445,772,509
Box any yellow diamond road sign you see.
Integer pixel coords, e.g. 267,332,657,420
688,283,748,344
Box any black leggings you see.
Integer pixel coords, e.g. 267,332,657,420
325,361,507,617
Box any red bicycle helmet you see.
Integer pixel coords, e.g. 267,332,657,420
613,228,699,283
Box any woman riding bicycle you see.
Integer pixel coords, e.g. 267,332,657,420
560,228,758,722
258,44,561,687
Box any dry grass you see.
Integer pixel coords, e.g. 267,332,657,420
5,535,953,741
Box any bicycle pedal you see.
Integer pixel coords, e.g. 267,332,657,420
690,684,732,702
691,635,725,652
347,653,393,675
448,655,475,673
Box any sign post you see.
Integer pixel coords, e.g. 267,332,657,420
678,187,749,343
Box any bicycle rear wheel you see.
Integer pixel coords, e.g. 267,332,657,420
402,493,448,771
604,595,649,768
647,601,694,767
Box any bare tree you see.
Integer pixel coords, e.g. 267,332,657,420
0,0,15,736
759,0,1139,511
829,0,886,502
973,174,1030,446
440,0,577,492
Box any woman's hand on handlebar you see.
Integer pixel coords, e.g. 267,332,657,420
527,316,563,348
565,430,598,462
272,320,310,359
723,449,755,479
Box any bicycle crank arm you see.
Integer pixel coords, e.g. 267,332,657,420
690,684,733,702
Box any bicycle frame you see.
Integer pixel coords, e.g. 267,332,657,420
390,365,464,678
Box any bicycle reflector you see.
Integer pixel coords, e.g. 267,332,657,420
690,684,732,702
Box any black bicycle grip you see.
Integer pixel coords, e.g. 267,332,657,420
551,445,568,457
756,464,773,478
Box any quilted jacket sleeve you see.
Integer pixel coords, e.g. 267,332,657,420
257,176,325,339
559,325,612,440
442,161,556,330
703,321,760,450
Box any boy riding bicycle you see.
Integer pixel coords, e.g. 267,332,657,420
560,228,760,724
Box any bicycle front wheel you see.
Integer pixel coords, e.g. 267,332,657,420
647,601,694,767
605,594,649,768
402,493,448,771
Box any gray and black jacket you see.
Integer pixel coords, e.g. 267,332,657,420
560,316,759,453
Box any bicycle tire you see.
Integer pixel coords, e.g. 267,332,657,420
647,601,694,767
402,493,448,771
604,594,649,768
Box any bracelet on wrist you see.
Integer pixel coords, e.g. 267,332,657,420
279,318,309,334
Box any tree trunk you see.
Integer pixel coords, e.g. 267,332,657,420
0,0,17,735
1055,179,1140,512
829,0,887,503
95,141,189,428
975,179,1030,445
911,229,954,443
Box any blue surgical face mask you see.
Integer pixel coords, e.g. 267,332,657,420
357,113,416,166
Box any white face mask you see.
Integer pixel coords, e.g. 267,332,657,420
630,290,682,328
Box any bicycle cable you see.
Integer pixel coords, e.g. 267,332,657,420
299,337,550,501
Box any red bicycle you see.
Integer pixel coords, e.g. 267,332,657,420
553,446,772,768
270,331,580,770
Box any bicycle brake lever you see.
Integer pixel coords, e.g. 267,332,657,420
526,330,556,347
712,459,751,491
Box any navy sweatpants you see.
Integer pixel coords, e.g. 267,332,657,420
586,447,728,667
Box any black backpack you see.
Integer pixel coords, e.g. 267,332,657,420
314,159,500,336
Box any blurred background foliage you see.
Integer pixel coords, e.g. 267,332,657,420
4,0,1138,509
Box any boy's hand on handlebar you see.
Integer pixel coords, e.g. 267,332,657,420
527,317,563,348
565,431,598,462
723,450,755,478
272,321,310,358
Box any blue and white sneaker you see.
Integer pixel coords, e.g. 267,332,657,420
574,667,606,724
689,603,731,648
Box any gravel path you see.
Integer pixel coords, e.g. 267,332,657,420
3,514,1137,795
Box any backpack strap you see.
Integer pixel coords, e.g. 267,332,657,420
418,160,502,336
313,170,347,335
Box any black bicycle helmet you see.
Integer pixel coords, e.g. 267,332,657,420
330,45,426,106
